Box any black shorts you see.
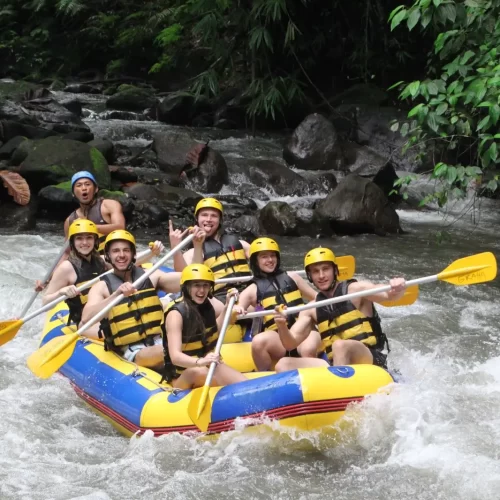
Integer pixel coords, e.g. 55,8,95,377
370,348,387,369
286,348,300,358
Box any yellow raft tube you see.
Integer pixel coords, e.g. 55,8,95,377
40,302,394,437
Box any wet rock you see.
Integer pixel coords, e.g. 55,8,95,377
230,214,262,240
106,86,157,112
123,182,201,211
109,165,138,184
259,201,299,236
63,83,101,94
0,136,27,160
184,148,228,193
333,104,422,172
153,133,194,177
89,138,115,163
99,110,149,121
283,113,344,171
343,142,399,199
152,94,204,125
62,131,94,142
216,195,258,214
60,100,83,117
0,202,37,230
314,174,401,235
19,137,111,192
214,93,248,129
247,159,311,196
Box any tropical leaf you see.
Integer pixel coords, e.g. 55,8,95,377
0,171,30,206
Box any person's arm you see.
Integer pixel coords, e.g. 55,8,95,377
152,270,182,294
183,248,195,266
274,307,316,350
41,261,77,305
240,240,250,259
191,226,205,264
232,283,257,316
289,272,317,302
347,278,406,306
135,241,164,266
82,281,135,323
169,220,190,271
97,199,126,235
166,310,219,368
215,289,239,331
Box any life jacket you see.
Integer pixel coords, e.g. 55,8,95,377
162,298,218,381
203,233,250,298
254,271,303,331
316,279,385,362
66,254,106,325
98,266,164,350
68,199,107,253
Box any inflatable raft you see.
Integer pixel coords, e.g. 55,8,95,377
39,300,395,437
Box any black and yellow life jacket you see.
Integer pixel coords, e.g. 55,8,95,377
68,199,107,253
316,279,384,361
203,234,250,299
66,255,106,325
98,266,164,350
162,298,218,381
255,271,303,331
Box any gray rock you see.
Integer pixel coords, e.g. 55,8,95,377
106,87,157,112
259,201,299,236
314,174,401,235
283,113,344,171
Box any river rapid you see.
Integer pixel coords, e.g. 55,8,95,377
1,113,500,499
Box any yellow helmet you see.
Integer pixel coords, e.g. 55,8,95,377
194,198,223,217
249,237,280,258
104,230,136,254
304,247,336,270
68,219,99,239
68,219,99,251
180,264,215,285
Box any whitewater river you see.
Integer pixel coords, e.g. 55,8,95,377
1,205,499,500
1,98,500,499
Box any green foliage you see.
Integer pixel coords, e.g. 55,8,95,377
389,0,500,204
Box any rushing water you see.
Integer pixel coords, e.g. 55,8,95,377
1,107,500,499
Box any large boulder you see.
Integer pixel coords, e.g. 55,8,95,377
0,120,58,143
283,113,344,171
259,201,299,236
106,86,157,112
0,136,28,161
343,142,399,199
152,133,195,177
123,183,201,210
184,148,228,193
314,174,401,235
19,137,111,192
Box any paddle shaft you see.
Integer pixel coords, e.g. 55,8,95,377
238,275,431,320
215,271,306,284
204,295,237,387
77,235,195,335
21,248,154,324
19,241,70,317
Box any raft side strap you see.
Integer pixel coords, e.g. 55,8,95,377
131,368,178,393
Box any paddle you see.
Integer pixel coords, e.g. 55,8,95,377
0,247,155,347
215,255,356,284
26,234,195,379
238,252,497,320
187,294,237,431
18,240,70,318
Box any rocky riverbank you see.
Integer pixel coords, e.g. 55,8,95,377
0,78,448,240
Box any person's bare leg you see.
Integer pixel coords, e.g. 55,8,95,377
134,345,165,369
275,356,328,373
251,330,286,371
297,330,322,358
213,364,246,385
173,367,210,389
331,340,373,365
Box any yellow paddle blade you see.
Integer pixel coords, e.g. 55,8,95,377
0,319,24,347
27,333,79,379
380,284,419,307
438,252,497,285
187,386,212,432
337,255,355,281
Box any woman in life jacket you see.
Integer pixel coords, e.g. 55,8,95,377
169,198,252,303
162,263,247,389
232,237,321,371
271,247,406,373
40,220,108,338
41,222,164,339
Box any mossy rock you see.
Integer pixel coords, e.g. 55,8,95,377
106,86,156,111
0,81,40,100
98,189,126,200
19,136,111,192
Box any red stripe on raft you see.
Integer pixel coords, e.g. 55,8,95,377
71,383,364,436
